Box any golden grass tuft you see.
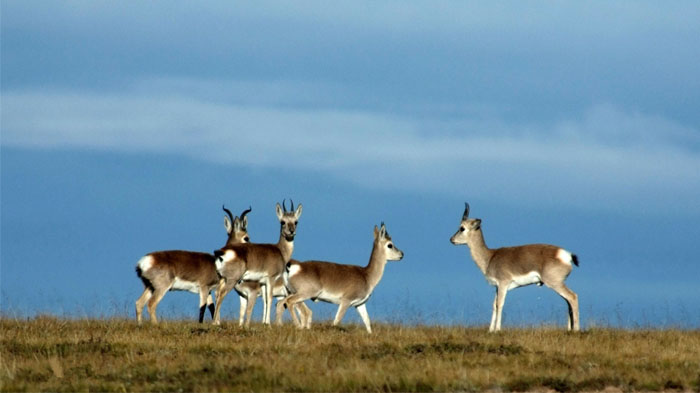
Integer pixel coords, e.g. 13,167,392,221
1,317,699,392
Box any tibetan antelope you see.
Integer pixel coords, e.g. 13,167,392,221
134,206,251,324
450,203,580,332
213,199,302,326
278,223,403,333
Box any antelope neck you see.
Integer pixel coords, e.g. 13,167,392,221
363,243,387,291
277,237,294,262
466,230,494,275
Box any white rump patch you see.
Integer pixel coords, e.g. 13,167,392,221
137,255,154,272
171,278,199,293
288,264,301,277
507,271,542,290
557,249,573,265
215,249,236,273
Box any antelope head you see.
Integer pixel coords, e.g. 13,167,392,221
276,199,303,242
450,202,482,245
374,222,404,261
223,205,252,245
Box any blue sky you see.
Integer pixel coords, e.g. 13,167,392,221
2,1,699,328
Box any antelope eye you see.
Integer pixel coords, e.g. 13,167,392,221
244,236,250,242
387,243,393,249
280,221,285,226
294,221,298,225
460,226,465,232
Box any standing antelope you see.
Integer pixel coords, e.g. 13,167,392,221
450,203,580,332
213,200,302,326
134,206,251,324
278,223,404,334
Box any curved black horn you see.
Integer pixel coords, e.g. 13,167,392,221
290,199,295,211
223,205,235,222
239,206,252,220
282,199,287,213
462,202,470,220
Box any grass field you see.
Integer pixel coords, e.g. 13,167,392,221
1,317,699,392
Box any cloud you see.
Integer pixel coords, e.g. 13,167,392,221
3,84,699,215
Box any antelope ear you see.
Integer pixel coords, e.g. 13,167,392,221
224,216,233,234
275,203,284,220
294,203,303,219
379,225,387,239
373,225,379,239
472,219,482,230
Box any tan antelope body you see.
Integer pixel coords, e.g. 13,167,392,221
450,203,580,332
213,200,302,325
135,206,250,324
279,223,403,333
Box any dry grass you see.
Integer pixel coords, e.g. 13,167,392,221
1,316,699,392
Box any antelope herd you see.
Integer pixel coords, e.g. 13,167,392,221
135,201,580,332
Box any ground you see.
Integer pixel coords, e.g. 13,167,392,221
1,317,699,392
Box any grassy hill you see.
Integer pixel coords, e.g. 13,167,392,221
1,317,699,392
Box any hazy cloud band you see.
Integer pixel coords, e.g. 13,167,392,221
3,85,699,215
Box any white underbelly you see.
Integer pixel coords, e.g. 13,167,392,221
507,271,542,290
315,290,344,304
171,278,199,294
272,285,288,299
350,293,371,307
241,271,266,282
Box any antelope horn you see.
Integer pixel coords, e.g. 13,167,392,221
282,199,287,213
290,199,295,211
462,202,470,220
240,206,252,220
223,205,235,222
380,221,387,237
